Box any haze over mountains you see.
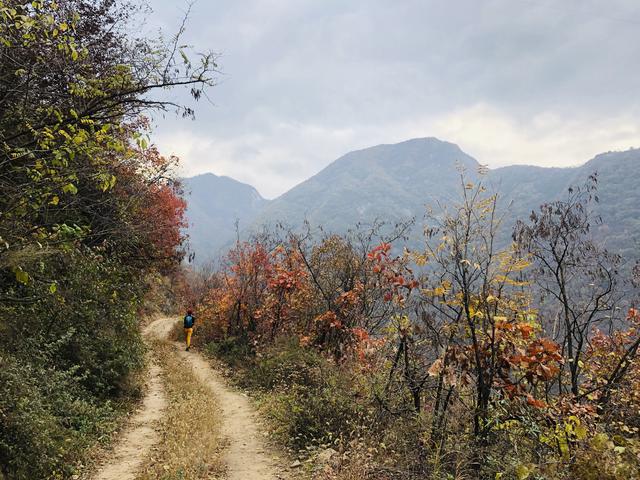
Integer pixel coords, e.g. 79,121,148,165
183,173,267,259
183,138,640,264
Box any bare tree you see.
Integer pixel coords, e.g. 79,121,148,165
513,175,622,396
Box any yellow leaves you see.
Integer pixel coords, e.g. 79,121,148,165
62,183,77,195
539,416,590,460
49,195,59,205
495,419,520,432
422,280,451,298
566,415,588,441
495,274,529,287
591,432,613,451
411,251,428,267
14,267,29,285
515,463,533,480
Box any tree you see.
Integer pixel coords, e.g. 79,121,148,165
513,175,622,396
0,0,216,292
0,1,216,476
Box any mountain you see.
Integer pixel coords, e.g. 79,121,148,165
184,139,640,265
253,138,480,235
182,173,268,261
489,149,640,260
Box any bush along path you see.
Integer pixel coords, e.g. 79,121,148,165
91,317,290,480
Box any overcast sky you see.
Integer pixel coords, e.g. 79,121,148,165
145,0,640,198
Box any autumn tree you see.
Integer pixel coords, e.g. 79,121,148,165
0,1,216,476
513,175,622,396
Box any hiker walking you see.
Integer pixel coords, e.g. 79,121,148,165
184,309,195,351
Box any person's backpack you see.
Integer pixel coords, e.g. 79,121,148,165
184,315,194,328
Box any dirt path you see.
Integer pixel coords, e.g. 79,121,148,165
163,317,290,480
91,320,168,480
93,316,290,480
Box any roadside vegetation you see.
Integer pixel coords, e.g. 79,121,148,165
0,1,215,478
192,175,640,479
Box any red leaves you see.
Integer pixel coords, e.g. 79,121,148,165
138,181,187,267
368,242,418,303
367,242,391,261
508,337,563,384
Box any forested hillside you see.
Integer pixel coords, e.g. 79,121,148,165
0,1,215,478
185,138,640,267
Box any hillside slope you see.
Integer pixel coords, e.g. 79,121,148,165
184,140,640,263
183,173,268,261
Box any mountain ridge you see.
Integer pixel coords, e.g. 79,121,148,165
184,138,640,264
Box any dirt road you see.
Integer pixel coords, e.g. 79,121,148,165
92,321,168,480
92,317,289,480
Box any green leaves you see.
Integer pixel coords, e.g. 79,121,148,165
97,173,117,192
62,183,78,195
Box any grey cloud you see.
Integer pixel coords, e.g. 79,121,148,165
146,0,640,197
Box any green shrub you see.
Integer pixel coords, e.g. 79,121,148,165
0,350,127,479
0,252,145,479
260,372,368,450
205,335,254,368
248,337,325,390
227,337,370,450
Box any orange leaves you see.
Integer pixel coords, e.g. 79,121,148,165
336,283,363,308
427,358,444,377
519,324,534,339
526,394,546,409
267,245,308,292
197,239,314,342
351,327,370,341
350,327,384,368
316,311,343,329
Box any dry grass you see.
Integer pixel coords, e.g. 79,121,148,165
136,339,225,480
